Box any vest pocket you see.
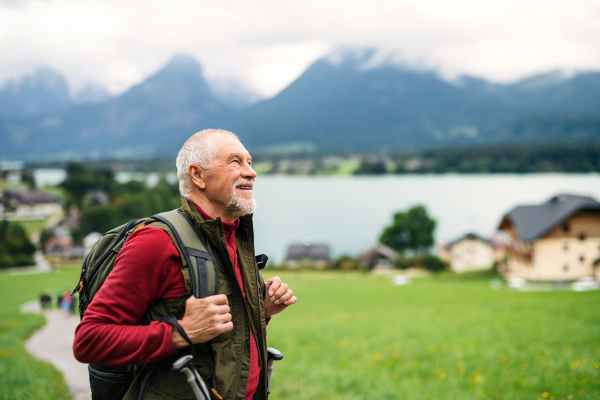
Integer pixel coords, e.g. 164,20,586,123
88,364,133,400
214,276,234,340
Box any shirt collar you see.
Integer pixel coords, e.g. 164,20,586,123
192,202,240,236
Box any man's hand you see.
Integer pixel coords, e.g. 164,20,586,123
172,294,233,349
264,276,297,319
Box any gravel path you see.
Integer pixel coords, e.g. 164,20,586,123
23,302,91,400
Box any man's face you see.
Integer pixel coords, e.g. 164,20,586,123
202,134,257,218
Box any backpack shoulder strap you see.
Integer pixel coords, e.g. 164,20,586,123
150,209,218,299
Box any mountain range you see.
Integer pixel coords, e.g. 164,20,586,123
1,52,599,159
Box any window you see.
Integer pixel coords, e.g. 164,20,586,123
562,223,570,232
563,242,569,251
580,255,585,263
579,232,586,241
563,264,569,272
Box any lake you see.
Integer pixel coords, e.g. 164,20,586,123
34,170,600,263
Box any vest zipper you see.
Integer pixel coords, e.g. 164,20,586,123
246,222,267,399
215,223,246,399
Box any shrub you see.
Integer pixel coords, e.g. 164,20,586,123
394,257,413,269
420,255,446,272
333,255,359,270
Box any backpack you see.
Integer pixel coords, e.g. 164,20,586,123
73,208,268,400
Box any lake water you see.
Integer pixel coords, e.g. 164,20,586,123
34,169,600,263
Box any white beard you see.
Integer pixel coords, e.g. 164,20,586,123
225,178,256,215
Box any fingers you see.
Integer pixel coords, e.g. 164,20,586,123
275,289,293,305
267,276,281,297
215,311,232,324
217,321,233,333
284,296,297,306
185,294,228,308
275,282,288,297
206,294,229,305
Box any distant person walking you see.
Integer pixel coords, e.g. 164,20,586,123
74,129,297,400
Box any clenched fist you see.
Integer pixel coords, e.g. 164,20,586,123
172,294,233,349
264,276,297,319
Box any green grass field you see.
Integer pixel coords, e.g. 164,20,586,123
14,218,48,239
266,272,600,400
0,270,598,399
0,268,80,400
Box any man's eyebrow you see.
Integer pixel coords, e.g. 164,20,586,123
226,152,252,161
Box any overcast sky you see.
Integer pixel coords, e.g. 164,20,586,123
1,0,599,98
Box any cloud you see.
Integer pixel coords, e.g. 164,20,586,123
1,0,599,97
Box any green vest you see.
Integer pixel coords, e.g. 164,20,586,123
125,198,268,400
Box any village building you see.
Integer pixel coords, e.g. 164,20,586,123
356,244,399,270
497,194,600,281
2,189,63,220
440,233,497,273
83,232,103,256
285,243,330,268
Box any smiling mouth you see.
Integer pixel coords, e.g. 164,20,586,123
236,185,253,191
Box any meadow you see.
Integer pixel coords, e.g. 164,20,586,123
0,269,598,399
0,268,78,400
266,272,600,400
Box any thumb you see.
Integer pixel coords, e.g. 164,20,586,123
264,280,272,290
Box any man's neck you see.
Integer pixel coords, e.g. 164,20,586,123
186,193,239,223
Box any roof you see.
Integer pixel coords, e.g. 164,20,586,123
447,232,495,249
286,244,330,261
499,194,600,242
356,244,399,261
4,189,62,205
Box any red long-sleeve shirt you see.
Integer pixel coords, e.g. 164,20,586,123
73,204,261,399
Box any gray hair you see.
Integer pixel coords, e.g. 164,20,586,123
176,129,239,196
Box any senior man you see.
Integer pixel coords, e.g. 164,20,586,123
74,129,296,400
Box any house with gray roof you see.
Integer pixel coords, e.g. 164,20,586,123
440,233,497,273
356,244,399,270
285,243,331,268
497,194,600,281
2,189,63,220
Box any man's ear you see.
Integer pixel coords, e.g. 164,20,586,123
189,164,207,190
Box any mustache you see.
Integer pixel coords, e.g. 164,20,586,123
233,178,254,189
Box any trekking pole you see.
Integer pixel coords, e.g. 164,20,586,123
172,355,211,400
267,348,283,397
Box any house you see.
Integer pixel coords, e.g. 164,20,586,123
45,227,86,258
83,232,103,256
356,244,399,270
85,190,109,205
285,243,330,268
2,189,63,220
440,233,496,273
45,228,74,254
1,161,24,185
497,194,600,281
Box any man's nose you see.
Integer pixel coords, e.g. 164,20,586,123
242,162,257,179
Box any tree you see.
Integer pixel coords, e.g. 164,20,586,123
76,205,120,242
0,220,36,267
379,205,436,255
354,160,387,175
60,163,114,208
